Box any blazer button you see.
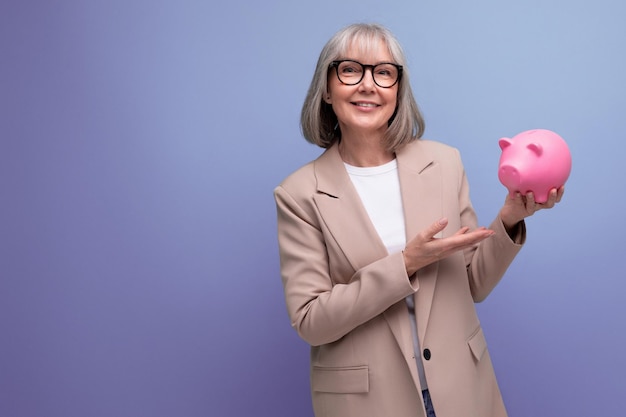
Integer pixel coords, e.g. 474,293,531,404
423,349,431,361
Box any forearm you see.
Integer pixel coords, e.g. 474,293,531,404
283,251,416,346
466,214,526,302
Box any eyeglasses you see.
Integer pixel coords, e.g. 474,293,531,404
329,60,403,88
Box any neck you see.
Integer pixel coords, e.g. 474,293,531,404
338,133,394,167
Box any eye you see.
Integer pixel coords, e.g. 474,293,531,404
376,64,396,77
339,62,362,74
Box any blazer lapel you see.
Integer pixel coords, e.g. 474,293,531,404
312,144,388,272
396,141,442,344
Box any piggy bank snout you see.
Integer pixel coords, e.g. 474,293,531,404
498,164,520,187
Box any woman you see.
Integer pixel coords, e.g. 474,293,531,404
274,23,563,417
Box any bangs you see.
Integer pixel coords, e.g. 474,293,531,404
335,27,396,62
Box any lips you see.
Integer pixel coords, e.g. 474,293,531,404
352,101,380,108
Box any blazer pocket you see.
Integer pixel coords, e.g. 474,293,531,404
467,326,487,362
311,365,369,394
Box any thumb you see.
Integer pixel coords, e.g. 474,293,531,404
425,217,448,238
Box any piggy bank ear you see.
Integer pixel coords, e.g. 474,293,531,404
498,138,512,150
527,143,543,156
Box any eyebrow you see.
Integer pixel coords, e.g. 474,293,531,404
337,58,397,65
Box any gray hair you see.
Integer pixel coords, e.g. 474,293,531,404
300,23,425,150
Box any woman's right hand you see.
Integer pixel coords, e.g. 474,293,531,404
402,218,495,276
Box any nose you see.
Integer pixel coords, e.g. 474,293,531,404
358,68,376,90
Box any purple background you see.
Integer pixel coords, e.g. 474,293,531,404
2,1,624,416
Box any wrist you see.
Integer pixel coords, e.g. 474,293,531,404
499,209,517,229
502,218,521,240
402,249,417,277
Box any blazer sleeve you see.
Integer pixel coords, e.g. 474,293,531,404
454,150,526,302
274,185,418,347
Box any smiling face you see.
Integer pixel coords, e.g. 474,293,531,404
325,39,399,142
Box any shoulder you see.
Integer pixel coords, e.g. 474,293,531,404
275,144,344,200
273,154,328,224
404,138,461,160
397,139,464,173
274,153,322,205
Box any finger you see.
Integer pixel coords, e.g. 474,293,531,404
422,218,448,240
556,186,565,202
545,188,559,207
460,228,494,245
506,192,524,208
525,191,536,211
454,226,489,236
507,191,522,203
442,228,494,253
453,226,471,236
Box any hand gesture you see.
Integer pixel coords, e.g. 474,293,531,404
402,218,495,276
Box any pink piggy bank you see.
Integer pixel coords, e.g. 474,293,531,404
498,129,572,203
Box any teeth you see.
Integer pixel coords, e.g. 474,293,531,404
355,102,377,107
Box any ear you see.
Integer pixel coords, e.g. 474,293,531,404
527,143,543,156
498,138,512,150
323,92,332,104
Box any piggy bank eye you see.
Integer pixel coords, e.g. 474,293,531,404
527,143,543,156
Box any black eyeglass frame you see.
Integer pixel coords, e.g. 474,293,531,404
329,60,403,88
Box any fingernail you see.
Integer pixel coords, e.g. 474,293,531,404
438,218,448,225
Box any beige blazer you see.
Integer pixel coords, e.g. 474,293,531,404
274,139,525,417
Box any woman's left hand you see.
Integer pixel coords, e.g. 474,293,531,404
499,186,565,232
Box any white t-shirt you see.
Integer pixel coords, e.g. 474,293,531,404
344,159,406,254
